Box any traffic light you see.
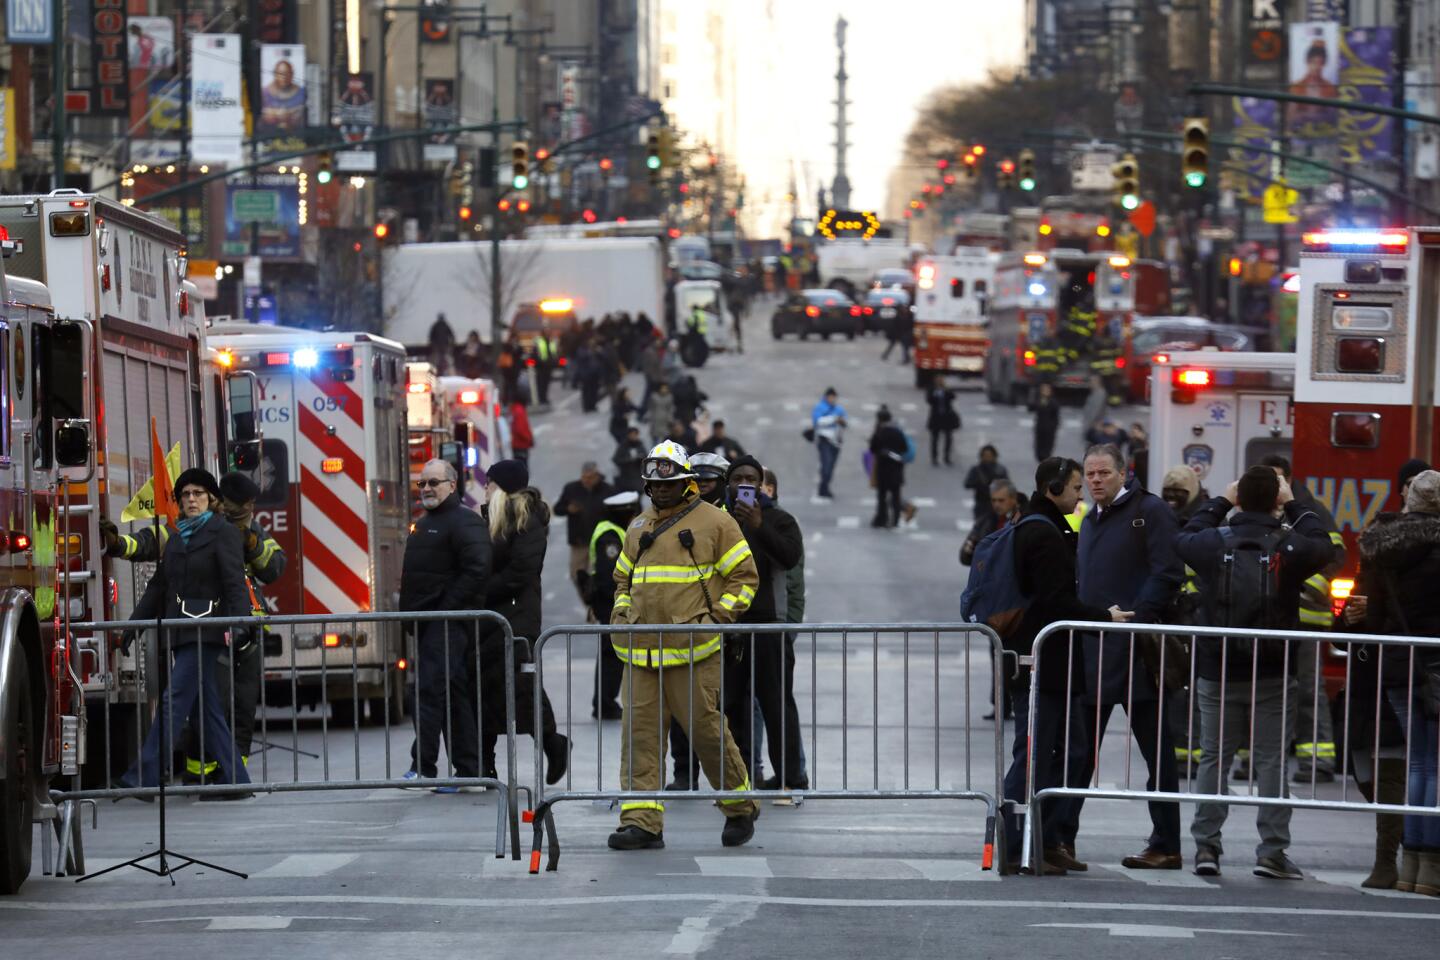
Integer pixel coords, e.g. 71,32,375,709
373,221,392,242
316,152,333,185
1017,149,1036,192
1182,117,1209,188
535,147,551,174
599,156,614,173
646,133,662,174
458,205,472,221
658,127,675,169
963,153,979,181
511,141,529,190
477,146,497,188
1112,153,1140,210
997,158,1016,190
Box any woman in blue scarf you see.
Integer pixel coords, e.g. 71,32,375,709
120,468,254,794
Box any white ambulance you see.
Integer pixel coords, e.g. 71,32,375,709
1147,350,1295,492
912,247,996,387
208,323,409,723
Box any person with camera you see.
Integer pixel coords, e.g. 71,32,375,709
1176,465,1334,880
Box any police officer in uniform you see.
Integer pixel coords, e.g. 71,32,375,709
585,490,642,720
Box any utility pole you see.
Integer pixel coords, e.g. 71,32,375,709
830,16,851,210
50,0,66,189
178,0,190,245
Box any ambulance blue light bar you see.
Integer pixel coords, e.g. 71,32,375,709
1301,229,1408,251
293,348,319,369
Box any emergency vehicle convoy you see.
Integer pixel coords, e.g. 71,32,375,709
405,362,509,512
985,248,1168,405
911,248,995,388
208,323,410,724
0,191,252,892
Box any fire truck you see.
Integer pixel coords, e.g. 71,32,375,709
0,191,242,891
1290,227,1432,594
984,248,1168,405
208,323,409,723
1147,351,1295,492
912,248,996,388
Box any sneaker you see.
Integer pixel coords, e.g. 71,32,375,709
608,825,665,850
1254,854,1303,880
1194,848,1221,876
720,809,759,848
400,770,426,790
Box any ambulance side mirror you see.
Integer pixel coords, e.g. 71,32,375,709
55,419,90,467
231,441,261,471
226,373,260,443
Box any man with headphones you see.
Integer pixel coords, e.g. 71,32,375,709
1000,456,1132,874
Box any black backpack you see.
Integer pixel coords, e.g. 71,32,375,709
1212,526,1290,661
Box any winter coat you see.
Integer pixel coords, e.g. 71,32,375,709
400,493,492,616
964,462,1009,520
612,439,647,493
869,424,908,486
1176,497,1335,682
647,392,675,439
554,478,614,547
1076,485,1183,702
1010,495,1112,694
131,513,253,648
485,489,550,642
1356,511,1440,708
732,497,803,625
926,388,961,433
610,491,760,665
1031,396,1060,447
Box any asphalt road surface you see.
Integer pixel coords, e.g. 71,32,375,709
8,295,1437,958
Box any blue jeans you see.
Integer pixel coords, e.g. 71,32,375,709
124,640,251,787
1387,685,1440,849
817,438,840,497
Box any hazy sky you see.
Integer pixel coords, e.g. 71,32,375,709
773,2,1025,212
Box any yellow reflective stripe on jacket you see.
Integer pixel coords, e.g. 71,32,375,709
719,593,740,611
1304,573,1330,594
716,540,753,575
718,778,752,804
185,758,220,776
612,636,723,666
613,593,632,610
632,564,715,584
620,800,665,812
615,551,635,577
1299,607,1335,626
1295,742,1336,759
1328,531,1345,547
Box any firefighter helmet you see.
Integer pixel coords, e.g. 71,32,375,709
641,440,696,481
688,452,730,480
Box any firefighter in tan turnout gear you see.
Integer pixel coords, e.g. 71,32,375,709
607,440,762,851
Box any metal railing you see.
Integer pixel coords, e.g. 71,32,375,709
1020,620,1440,873
48,610,527,877
524,622,1006,874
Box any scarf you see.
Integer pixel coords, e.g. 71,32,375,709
176,511,213,543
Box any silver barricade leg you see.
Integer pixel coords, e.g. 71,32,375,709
350,617,361,780
901,630,909,791
503,622,521,861
841,627,849,790
872,629,879,790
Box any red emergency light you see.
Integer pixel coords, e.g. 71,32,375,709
320,458,345,474
1302,229,1408,251
265,352,291,366
1022,350,1037,367
1175,368,1212,387
459,389,481,404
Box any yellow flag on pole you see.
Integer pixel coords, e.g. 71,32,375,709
120,441,183,523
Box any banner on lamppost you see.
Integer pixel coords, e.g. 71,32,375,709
257,44,307,139
337,72,376,144
189,33,244,164
1243,0,1286,87
0,90,16,170
1228,96,1278,204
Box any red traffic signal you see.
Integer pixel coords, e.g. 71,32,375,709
936,158,949,170
598,157,613,172
963,153,978,166
535,147,551,161
1000,159,1016,174
458,205,473,221
497,199,511,211
373,222,390,240
516,199,531,213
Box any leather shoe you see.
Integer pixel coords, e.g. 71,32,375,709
1121,847,1182,870
721,809,759,848
608,825,664,850
1047,845,1088,872
1020,857,1066,876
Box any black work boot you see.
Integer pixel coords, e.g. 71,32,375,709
608,825,665,850
721,809,759,847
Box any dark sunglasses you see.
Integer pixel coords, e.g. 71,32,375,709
417,478,452,489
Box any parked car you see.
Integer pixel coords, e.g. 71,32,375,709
871,267,915,296
772,289,863,340
860,287,912,336
1127,316,1254,401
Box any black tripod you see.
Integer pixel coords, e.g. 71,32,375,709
77,621,248,884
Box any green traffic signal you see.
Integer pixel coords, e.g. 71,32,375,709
1121,194,1140,211
1019,177,1036,192
1184,171,1206,188
646,155,661,170
513,174,529,190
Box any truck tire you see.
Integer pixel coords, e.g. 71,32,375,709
0,644,35,894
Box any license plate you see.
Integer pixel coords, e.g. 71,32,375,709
879,308,896,318
948,356,982,371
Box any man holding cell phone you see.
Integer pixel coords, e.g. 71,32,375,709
722,455,805,789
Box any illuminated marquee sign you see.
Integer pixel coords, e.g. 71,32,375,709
817,208,881,241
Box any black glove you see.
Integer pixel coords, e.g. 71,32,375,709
99,517,121,556
120,630,138,655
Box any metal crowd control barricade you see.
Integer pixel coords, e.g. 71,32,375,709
1020,620,1440,873
49,610,527,879
524,621,1006,873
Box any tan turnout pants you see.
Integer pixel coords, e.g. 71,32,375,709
618,652,756,834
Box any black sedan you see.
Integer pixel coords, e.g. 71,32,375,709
772,289,863,340
860,288,912,335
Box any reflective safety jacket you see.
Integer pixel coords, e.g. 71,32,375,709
610,491,759,666
688,306,708,334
